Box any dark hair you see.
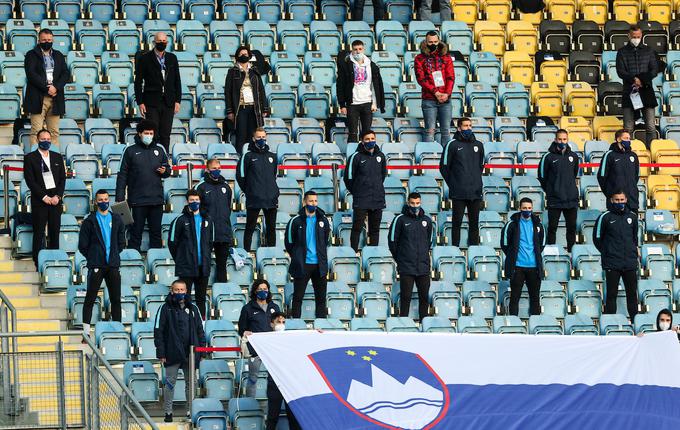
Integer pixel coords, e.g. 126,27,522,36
206,158,220,167
234,45,252,59
38,28,53,37
185,189,200,199
614,128,630,140
351,39,364,47
36,129,51,139
253,127,266,137
611,190,627,197
519,197,533,206
425,31,439,38
408,192,421,200
304,190,317,199
95,189,109,198
555,128,569,136
656,309,673,331
457,117,472,128
171,279,187,289
136,119,157,134
361,129,376,140
629,24,641,32
249,278,272,302
271,311,286,322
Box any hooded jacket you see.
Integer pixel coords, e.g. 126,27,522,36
224,63,269,126
168,206,214,278
115,135,171,206
78,211,126,268
237,299,281,356
440,130,485,200
285,206,331,278
24,45,68,115
537,141,580,209
597,142,640,211
616,41,659,109
388,206,433,276
195,172,233,244
343,143,387,210
414,41,455,100
336,52,386,112
500,212,546,279
154,294,206,367
655,311,680,340
593,208,639,271
236,141,280,209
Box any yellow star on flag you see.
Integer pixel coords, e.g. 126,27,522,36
368,350,378,356
345,350,356,356
362,356,372,361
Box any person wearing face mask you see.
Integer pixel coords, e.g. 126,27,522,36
616,24,659,148
168,190,214,320
655,309,680,339
195,158,233,283
500,198,546,316
154,279,206,423
440,117,485,248
133,32,181,152
115,120,171,251
414,31,455,146
24,28,68,147
388,193,434,321
23,129,66,267
336,40,386,144
78,189,126,336
537,129,580,252
236,128,280,252
597,129,640,212
225,45,269,154
238,279,281,398
593,191,640,321
344,130,388,252
285,191,331,319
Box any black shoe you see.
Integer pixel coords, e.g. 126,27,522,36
164,413,172,423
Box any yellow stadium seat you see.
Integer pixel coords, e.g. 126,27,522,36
632,140,651,178
643,0,672,25
546,0,577,24
647,174,680,211
506,21,538,54
503,51,535,87
559,116,593,149
593,116,623,143
651,139,680,176
531,82,563,118
577,0,609,25
452,0,479,24
564,82,597,118
539,60,568,86
612,0,641,24
474,21,506,56
481,0,512,24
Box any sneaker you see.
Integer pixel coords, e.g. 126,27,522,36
164,414,173,423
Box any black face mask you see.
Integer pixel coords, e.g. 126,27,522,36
237,54,250,64
155,42,167,52
39,42,52,51
428,43,438,52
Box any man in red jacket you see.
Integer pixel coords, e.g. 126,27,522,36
414,31,455,147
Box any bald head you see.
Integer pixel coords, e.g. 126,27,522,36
154,32,167,44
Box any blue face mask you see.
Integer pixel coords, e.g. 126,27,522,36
256,290,268,300
97,201,110,211
173,293,186,302
557,142,566,150
621,140,631,150
613,202,626,211
38,140,51,150
460,129,474,140
255,138,267,148
521,210,532,219
188,201,200,212
209,169,221,179
141,135,153,146
364,140,376,150
306,204,317,213
410,206,420,215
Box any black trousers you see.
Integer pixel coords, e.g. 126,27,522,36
351,0,384,21
350,208,382,252
399,274,430,321
266,376,301,430
145,103,174,153
291,264,328,318
547,207,577,252
181,275,209,320
83,266,122,325
213,242,230,283
129,205,163,251
604,269,638,321
451,199,481,247
244,207,277,252
234,106,258,155
509,267,541,316
347,102,373,143
31,199,61,265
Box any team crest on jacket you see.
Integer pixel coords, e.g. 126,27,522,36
627,218,632,224
154,150,159,156
473,146,479,152
222,187,227,194
377,156,382,162
269,157,274,163
569,156,573,162
630,156,634,162
309,347,449,430
422,221,427,227
319,221,324,228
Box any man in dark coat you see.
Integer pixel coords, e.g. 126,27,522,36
24,29,68,147
597,129,640,212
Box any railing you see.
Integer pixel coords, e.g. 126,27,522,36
0,331,159,430
0,291,17,420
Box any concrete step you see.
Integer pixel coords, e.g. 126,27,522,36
15,307,68,320
17,341,85,352
0,284,40,298
0,260,38,272
0,235,13,248
16,320,63,332
0,272,40,283
8,297,40,308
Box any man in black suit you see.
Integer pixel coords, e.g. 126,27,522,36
24,29,68,147
23,129,66,266
134,32,181,152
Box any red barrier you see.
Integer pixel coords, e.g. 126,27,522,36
194,346,241,353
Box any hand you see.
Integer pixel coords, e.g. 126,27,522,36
673,325,679,333
634,77,642,87
227,113,234,122
243,331,253,337
339,107,347,116
42,195,52,205
50,196,59,205
371,105,377,113
138,104,146,118
156,166,167,175
262,111,269,118
160,358,166,364
47,85,57,97
174,102,180,114
439,93,449,102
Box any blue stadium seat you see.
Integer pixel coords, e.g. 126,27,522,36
205,320,240,359
212,282,246,322
298,83,330,119
421,316,455,332
0,51,26,89
457,315,491,333
360,246,395,285
193,398,229,430
256,247,289,287
408,176,441,214
163,177,189,212
350,317,384,331
41,19,72,52
142,19,175,49
283,0,315,23
492,315,526,334
319,0,347,24
429,281,462,319
84,0,115,22
0,145,25,184
59,214,81,252
243,20,275,55
383,143,415,180
511,176,545,212
497,280,529,318
199,360,234,401
579,175,606,211
277,143,310,181
276,20,308,56
252,0,282,23
637,279,672,314
119,249,147,287
284,318,309,330
132,321,155,359
101,144,126,176
101,52,134,88
414,142,442,178
478,211,504,248
529,315,563,335
641,244,674,282
584,140,611,165
309,20,341,54
328,246,361,285
197,83,226,119
542,244,571,282
398,82,423,120
58,118,84,147
442,21,473,56
140,284,168,319
303,52,335,88
227,398,263,430
385,316,419,332
646,209,680,236
147,248,176,285
0,84,21,120
265,83,297,120
189,117,221,146
172,143,205,178
467,246,501,283
432,246,466,284
564,313,598,335
151,0,181,23
383,0,411,23
210,21,241,54
481,176,511,213
92,84,126,119
6,20,37,54
375,21,408,57
271,51,304,87
498,82,531,117
660,116,680,142
633,313,657,335
575,209,599,244
185,0,215,23
203,52,232,88
108,19,141,56
462,281,497,318
343,21,374,55
75,20,107,55
95,321,131,360
124,361,159,402
470,51,502,86
67,284,100,327
494,116,526,143
599,314,634,335
311,143,343,177
177,20,209,55
484,141,515,180
20,0,47,23
63,178,91,216
314,317,347,331
539,281,567,318
567,280,601,319
571,244,603,282
322,282,353,320
65,144,99,181
220,0,249,23
85,118,117,152
466,82,498,118
227,248,255,287
283,282,316,320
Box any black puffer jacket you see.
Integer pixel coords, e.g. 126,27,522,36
236,141,279,209
154,294,206,367
115,136,171,206
343,144,387,210
537,141,580,209
500,212,545,279
285,207,331,278
168,206,214,278
593,208,639,271
78,211,126,268
597,142,640,211
439,131,485,200
616,42,659,108
224,64,269,124
237,300,281,356
388,206,433,276
336,53,386,112
195,173,233,244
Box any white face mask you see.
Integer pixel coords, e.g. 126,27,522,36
274,324,286,332
630,38,641,47
659,321,671,331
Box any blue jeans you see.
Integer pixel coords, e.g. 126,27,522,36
422,98,452,147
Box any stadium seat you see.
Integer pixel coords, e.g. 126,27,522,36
539,19,571,54
579,175,606,211
227,398,263,430
564,313,598,335
564,82,597,118
95,321,131,361
420,316,455,332
473,21,505,56
429,281,462,319
529,315,563,335
511,176,544,210
503,51,534,87
470,51,502,86
349,317,384,331
571,245,603,282
542,245,571,282
457,315,491,333
298,83,330,119
130,322,156,360
462,281,497,318
192,398,229,429
67,284,100,327
637,279,672,314
641,244,674,282
205,320,239,359
199,360,234,401
140,284,169,319
327,246,361,285
599,314,634,335
256,247,289,287
385,316,419,332
0,84,21,121
65,144,99,181
506,21,538,54
124,361,159,402
313,317,347,331
492,315,526,334
560,116,593,149
531,82,563,118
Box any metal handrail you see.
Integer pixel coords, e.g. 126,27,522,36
0,289,18,417
0,288,17,353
